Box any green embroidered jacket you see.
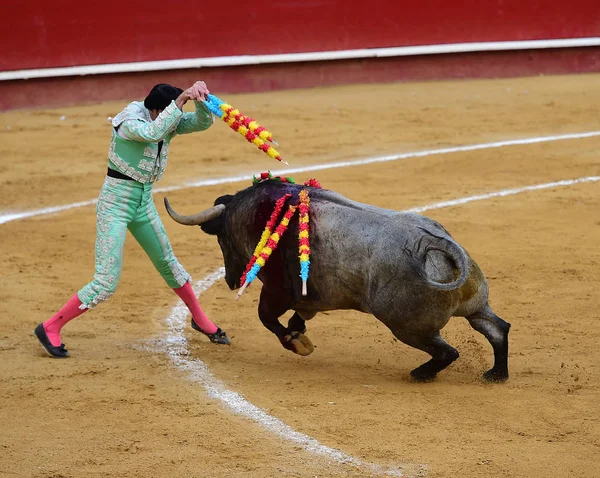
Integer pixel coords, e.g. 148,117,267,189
108,100,213,183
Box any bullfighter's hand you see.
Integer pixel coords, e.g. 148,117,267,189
175,88,195,109
190,80,210,101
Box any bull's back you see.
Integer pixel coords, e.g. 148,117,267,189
308,199,479,314
306,202,436,308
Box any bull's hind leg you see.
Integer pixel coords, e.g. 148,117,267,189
466,304,510,382
394,332,460,382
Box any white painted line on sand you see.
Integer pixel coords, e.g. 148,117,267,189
0,199,97,225
2,130,600,225
406,176,600,213
159,173,599,476
158,268,410,477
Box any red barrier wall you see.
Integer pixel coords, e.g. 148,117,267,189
1,0,599,71
3,48,599,111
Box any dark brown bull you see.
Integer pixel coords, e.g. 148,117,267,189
165,181,510,382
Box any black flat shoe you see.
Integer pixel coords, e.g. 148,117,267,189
34,324,70,358
190,319,230,345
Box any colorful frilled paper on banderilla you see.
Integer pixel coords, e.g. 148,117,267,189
236,176,321,300
203,94,287,165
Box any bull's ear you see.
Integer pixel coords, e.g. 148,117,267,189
215,194,234,207
200,194,233,235
200,218,223,235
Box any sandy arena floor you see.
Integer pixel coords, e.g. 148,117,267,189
1,74,599,478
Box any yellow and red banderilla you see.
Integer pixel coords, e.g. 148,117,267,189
204,94,287,165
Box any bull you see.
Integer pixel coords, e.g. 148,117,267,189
164,181,510,382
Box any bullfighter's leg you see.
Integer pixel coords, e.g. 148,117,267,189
37,178,133,357
78,178,133,309
394,331,460,382
466,304,510,382
258,288,314,356
128,188,192,289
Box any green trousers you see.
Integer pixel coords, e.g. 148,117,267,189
78,176,190,308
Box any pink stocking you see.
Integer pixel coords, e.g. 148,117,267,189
173,282,218,334
43,294,87,346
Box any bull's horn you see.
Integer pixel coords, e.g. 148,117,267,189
164,197,225,226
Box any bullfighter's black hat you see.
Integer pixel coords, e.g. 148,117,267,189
144,83,183,110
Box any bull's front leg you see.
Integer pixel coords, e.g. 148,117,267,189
258,287,314,356
287,312,307,334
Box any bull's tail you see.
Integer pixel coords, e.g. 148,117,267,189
405,227,470,291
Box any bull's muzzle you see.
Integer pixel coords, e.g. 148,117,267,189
163,198,225,226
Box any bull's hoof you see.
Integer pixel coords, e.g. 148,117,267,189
483,368,509,383
283,331,314,356
409,369,437,383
